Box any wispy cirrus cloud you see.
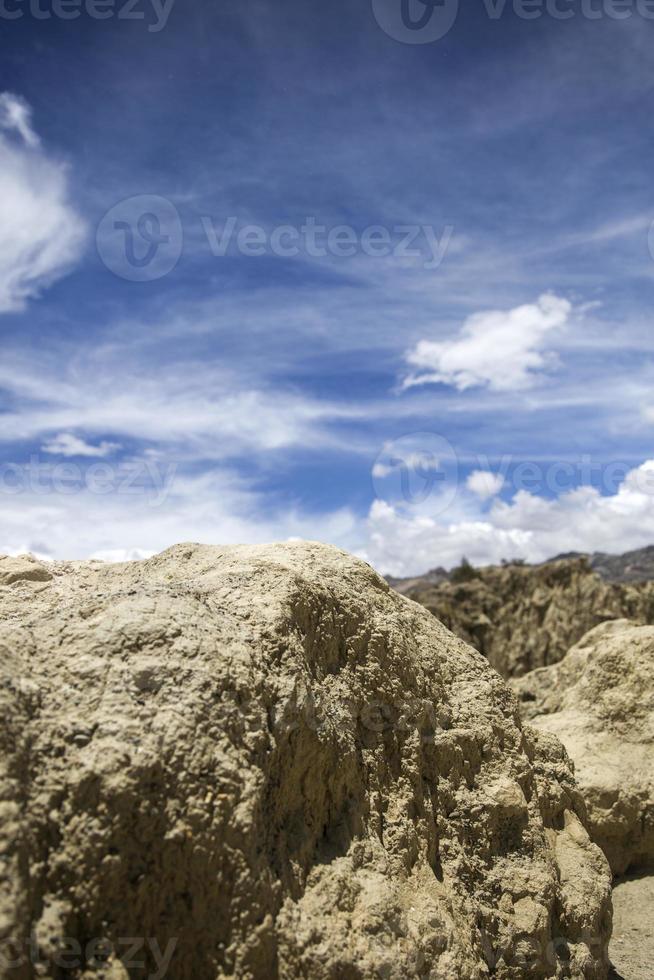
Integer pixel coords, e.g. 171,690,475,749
0,92,85,313
0,340,363,460
41,433,122,458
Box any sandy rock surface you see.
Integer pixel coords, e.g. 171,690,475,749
608,873,654,980
394,559,654,679
0,543,612,979
512,620,654,876
0,554,53,587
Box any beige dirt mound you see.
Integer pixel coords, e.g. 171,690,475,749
512,620,654,877
0,543,612,979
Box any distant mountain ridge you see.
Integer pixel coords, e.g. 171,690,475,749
583,545,654,583
388,544,654,593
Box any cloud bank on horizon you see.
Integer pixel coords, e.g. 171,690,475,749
365,460,654,577
1,3,654,574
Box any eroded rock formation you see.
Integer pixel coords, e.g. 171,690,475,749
0,545,611,979
512,620,654,877
393,558,654,679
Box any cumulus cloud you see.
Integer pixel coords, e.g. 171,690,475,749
0,92,85,312
404,293,571,392
42,433,122,458
466,469,504,499
365,460,654,577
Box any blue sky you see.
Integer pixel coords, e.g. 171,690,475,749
1,0,654,573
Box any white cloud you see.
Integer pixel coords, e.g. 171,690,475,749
0,92,85,313
364,499,532,577
466,469,504,499
542,215,652,253
0,351,362,458
404,293,572,392
90,548,156,563
5,445,654,580
0,333,367,561
365,460,654,577
42,433,122,458
0,92,39,147
0,465,359,562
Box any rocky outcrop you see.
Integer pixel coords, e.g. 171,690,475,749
0,543,611,979
393,558,654,678
0,554,53,587
512,620,654,876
